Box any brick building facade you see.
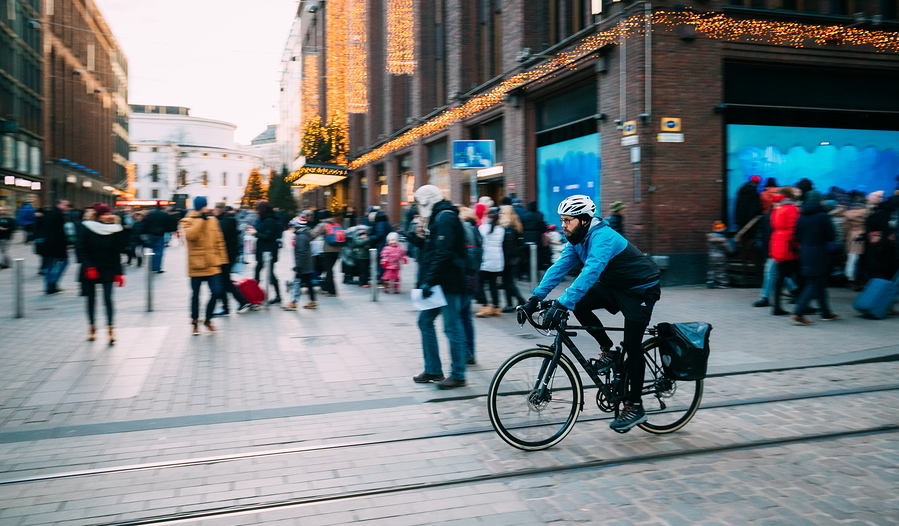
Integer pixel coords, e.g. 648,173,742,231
294,0,899,283
42,0,129,208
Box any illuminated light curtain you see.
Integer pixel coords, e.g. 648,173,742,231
347,0,368,113
302,54,320,128
386,0,417,74
326,0,349,163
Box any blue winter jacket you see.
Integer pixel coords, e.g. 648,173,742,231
533,218,660,309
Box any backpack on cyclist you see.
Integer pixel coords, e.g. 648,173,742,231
324,223,346,247
656,322,712,380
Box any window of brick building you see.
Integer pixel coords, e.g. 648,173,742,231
151,164,159,182
151,189,159,199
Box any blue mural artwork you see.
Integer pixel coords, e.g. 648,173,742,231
536,133,601,229
727,124,899,228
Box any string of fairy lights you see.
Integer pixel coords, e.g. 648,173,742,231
386,0,417,74
326,0,349,166
302,54,319,127
344,11,899,170
347,0,369,113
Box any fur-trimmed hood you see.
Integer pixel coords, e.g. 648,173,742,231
82,220,123,235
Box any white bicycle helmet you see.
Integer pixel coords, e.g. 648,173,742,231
557,195,596,217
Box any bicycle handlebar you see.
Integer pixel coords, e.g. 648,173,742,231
516,301,556,330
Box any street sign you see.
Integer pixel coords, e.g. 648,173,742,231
661,117,681,132
621,136,639,146
622,120,637,136
451,140,495,169
630,146,641,164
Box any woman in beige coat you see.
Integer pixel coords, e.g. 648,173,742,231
181,196,227,334
841,199,870,288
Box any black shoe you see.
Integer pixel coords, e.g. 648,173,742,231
501,306,517,313
268,297,282,305
237,303,251,314
436,377,467,390
772,307,789,316
752,299,769,308
610,403,647,432
212,310,229,317
413,372,445,383
590,348,620,373
466,355,476,365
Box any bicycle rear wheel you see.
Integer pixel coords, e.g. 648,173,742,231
626,338,703,434
487,347,583,451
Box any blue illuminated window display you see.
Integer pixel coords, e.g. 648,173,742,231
536,133,601,229
727,124,899,228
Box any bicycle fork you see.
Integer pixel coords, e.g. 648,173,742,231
532,339,565,403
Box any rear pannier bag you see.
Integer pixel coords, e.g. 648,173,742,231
656,322,712,381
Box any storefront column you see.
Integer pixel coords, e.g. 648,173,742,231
504,102,528,202
412,141,427,189
448,123,466,204
366,164,378,212
386,156,401,224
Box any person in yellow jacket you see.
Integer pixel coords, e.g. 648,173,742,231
181,196,227,335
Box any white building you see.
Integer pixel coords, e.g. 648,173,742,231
128,105,262,208
277,13,303,171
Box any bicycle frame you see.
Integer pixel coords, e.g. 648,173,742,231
533,323,659,410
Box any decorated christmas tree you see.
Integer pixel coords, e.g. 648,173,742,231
268,166,297,216
241,168,267,207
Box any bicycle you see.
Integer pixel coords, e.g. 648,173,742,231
487,301,704,451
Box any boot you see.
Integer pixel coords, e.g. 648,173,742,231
303,301,317,309
282,301,297,311
192,320,200,336
87,325,96,342
108,325,116,345
475,305,492,318
491,306,503,317
204,320,216,332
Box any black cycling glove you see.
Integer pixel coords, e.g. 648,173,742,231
420,284,433,298
544,301,569,330
521,296,540,316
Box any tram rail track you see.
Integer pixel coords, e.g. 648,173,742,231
2,382,898,488
98,423,899,526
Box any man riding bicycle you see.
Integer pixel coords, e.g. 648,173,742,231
522,195,661,432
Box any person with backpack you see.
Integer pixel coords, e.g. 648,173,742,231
311,210,346,296
476,207,505,318
458,208,482,365
284,211,317,310
405,185,469,389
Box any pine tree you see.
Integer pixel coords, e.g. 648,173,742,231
241,168,267,207
268,166,297,216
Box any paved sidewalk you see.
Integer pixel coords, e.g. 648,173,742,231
0,233,897,437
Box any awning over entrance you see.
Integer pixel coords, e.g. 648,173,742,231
288,163,348,189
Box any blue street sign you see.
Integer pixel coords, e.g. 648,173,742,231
451,140,495,169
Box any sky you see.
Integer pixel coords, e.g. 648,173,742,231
93,0,299,144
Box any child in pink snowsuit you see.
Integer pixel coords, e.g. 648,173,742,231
380,232,407,294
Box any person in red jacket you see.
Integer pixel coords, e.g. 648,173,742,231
770,187,801,315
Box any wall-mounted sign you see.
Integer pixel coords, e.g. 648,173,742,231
451,140,495,169
622,120,637,136
31,182,41,190
621,136,639,146
16,178,31,187
661,117,681,132
630,146,641,164
657,133,685,143
4,175,15,185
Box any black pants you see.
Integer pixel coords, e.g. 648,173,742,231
85,281,114,326
191,274,222,322
255,252,281,300
481,271,501,307
794,274,832,317
320,252,340,294
773,260,799,311
572,285,658,404
502,263,526,307
220,263,247,312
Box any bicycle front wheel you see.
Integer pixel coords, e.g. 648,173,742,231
626,339,703,434
487,347,583,451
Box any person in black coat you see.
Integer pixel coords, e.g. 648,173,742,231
75,203,126,343
791,191,840,325
254,200,283,304
143,205,170,272
518,201,546,278
43,200,71,294
373,210,392,282
861,192,898,282
405,185,468,390
214,204,250,315
735,176,762,230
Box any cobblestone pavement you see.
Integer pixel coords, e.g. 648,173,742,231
1,234,898,525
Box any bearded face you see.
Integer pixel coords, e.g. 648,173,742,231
563,216,590,245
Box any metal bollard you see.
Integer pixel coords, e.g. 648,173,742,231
263,252,272,308
528,243,538,293
145,249,154,312
14,258,24,318
369,248,378,301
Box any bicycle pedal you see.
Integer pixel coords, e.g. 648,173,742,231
613,427,631,434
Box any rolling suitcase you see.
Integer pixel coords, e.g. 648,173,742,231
853,272,899,319
236,278,265,306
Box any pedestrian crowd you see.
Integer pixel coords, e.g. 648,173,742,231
712,176,899,325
